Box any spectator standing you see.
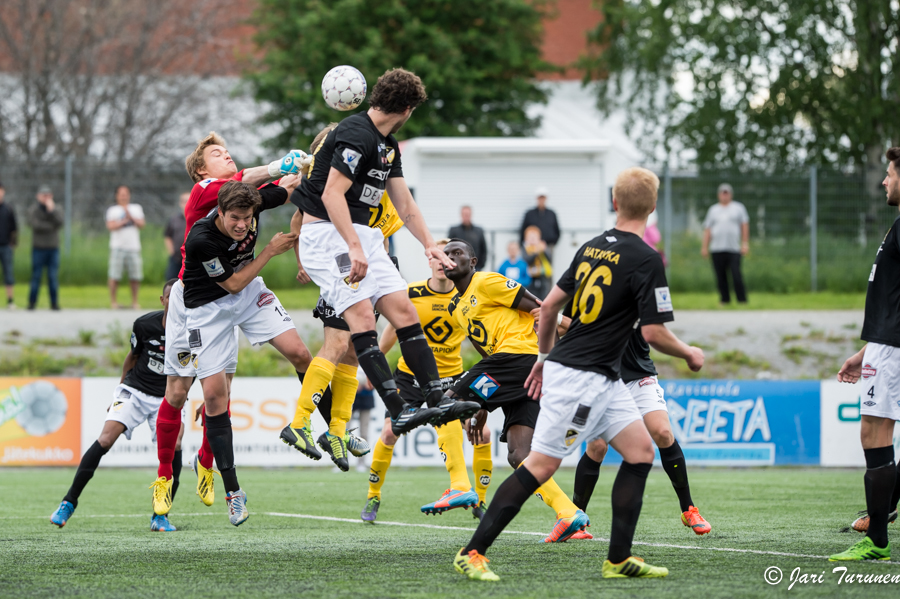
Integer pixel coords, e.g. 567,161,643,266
0,182,17,309
448,205,488,270
701,183,749,304
105,185,145,309
27,186,63,310
519,187,560,249
497,241,531,288
163,192,189,280
522,225,553,299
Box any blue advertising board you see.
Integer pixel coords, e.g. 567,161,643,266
598,380,821,466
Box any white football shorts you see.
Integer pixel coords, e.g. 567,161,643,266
104,384,185,442
530,361,641,459
164,279,238,377
298,220,407,316
185,277,295,379
625,376,668,416
859,342,900,421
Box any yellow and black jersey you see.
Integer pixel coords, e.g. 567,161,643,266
369,192,404,238
448,272,537,356
397,280,464,378
549,229,673,379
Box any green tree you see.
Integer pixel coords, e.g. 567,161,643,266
248,0,551,149
585,0,900,183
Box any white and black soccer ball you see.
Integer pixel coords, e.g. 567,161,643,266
15,381,68,437
321,65,367,111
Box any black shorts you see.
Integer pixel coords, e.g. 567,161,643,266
450,353,540,442
384,370,463,418
313,295,381,331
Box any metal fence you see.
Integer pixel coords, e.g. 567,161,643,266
657,168,892,294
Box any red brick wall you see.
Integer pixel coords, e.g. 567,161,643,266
540,0,603,80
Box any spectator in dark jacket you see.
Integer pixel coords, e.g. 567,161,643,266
0,181,17,309
519,187,560,249
27,185,63,310
448,205,488,270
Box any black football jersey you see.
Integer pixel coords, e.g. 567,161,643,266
182,185,287,308
292,112,403,225
862,215,900,347
123,311,167,397
548,229,674,379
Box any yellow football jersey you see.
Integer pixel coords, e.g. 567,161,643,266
448,272,538,356
397,280,464,378
369,192,404,238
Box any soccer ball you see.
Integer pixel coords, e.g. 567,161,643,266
322,66,367,111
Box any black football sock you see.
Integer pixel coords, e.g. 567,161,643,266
465,467,540,555
171,450,183,502
659,440,694,512
863,446,896,549
63,440,110,507
352,330,404,418
396,323,443,407
889,460,900,513
607,461,652,564
206,412,240,493
573,453,603,511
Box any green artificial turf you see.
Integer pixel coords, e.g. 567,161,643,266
3,467,899,598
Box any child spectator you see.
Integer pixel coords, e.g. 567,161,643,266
522,225,553,299
497,241,531,288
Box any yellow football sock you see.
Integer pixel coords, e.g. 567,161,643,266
329,363,359,437
472,442,493,503
536,476,579,519
290,357,336,428
436,420,471,492
368,438,394,499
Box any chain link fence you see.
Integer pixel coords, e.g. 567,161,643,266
657,168,892,294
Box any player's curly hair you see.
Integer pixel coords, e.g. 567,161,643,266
887,147,900,170
369,68,427,115
217,180,261,214
185,132,227,183
613,167,659,221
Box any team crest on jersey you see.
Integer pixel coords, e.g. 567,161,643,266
470,295,477,307
385,148,395,164
862,364,877,379
505,279,517,289
565,429,579,447
257,292,275,307
469,374,499,399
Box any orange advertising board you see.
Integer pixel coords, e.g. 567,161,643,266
0,377,81,465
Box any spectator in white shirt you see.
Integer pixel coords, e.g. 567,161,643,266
105,185,145,309
701,183,749,304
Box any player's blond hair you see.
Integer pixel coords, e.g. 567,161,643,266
303,123,339,177
613,167,659,221
185,131,227,184
434,237,450,247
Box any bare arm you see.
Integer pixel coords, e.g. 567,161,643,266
379,323,397,355
321,167,367,282
641,323,704,371
513,288,541,315
216,232,298,294
386,177,455,272
701,228,711,257
240,165,273,187
741,222,750,255
119,350,137,384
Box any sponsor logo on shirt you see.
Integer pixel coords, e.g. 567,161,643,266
130,333,137,348
469,373,499,399
199,178,215,188
257,292,275,307
202,258,225,277
606,236,617,243
862,364,877,379
638,377,657,387
869,264,877,282
360,183,384,207
863,400,876,407
342,148,361,174
367,168,389,181
505,279,517,289
655,286,673,312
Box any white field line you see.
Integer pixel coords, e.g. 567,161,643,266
8,510,900,565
